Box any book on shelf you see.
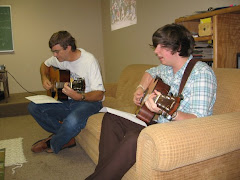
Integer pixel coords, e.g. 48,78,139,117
193,47,213,54
194,41,213,48
193,41,213,61
193,54,213,59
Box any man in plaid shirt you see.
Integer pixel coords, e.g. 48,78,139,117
86,23,217,180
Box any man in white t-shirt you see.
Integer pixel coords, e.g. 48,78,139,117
28,31,105,154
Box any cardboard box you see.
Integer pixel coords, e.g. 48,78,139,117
198,22,212,36
200,17,211,24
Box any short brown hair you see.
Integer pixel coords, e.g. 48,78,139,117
152,23,194,57
49,31,77,51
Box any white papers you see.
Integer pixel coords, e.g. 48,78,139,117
100,107,147,127
25,95,62,104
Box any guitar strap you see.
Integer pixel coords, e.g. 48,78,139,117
178,59,199,95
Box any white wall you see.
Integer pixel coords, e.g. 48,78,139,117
1,0,240,93
101,0,240,83
0,0,104,94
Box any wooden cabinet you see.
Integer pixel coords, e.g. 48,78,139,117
175,5,240,68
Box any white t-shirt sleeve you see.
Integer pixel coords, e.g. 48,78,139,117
88,59,105,92
44,56,66,69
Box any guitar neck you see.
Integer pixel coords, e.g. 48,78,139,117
55,82,67,89
55,82,81,90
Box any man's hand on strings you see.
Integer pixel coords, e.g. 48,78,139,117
145,90,163,114
42,77,52,90
62,83,77,99
133,87,145,106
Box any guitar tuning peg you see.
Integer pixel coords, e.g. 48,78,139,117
162,111,167,117
158,109,163,115
166,114,172,120
179,94,184,100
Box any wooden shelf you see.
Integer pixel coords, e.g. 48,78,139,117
176,5,240,23
175,5,240,68
194,36,212,42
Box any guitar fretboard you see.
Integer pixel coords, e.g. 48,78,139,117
55,82,66,89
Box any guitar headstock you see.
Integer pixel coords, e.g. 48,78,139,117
71,78,86,93
154,93,183,120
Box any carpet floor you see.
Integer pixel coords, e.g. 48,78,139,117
0,115,95,180
0,91,46,118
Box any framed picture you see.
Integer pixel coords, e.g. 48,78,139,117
110,0,137,31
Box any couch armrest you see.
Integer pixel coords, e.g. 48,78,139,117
136,112,240,177
104,83,118,97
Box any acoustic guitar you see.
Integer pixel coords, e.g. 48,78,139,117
47,66,85,100
136,77,182,124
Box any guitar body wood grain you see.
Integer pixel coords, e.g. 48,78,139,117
136,77,170,124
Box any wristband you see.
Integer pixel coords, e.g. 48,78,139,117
136,84,145,91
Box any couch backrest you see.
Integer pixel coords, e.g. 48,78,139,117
115,64,156,107
213,68,240,115
115,65,240,115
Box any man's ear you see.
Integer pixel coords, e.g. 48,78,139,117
66,45,72,51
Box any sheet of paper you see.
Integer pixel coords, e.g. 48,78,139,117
100,107,147,127
25,95,62,104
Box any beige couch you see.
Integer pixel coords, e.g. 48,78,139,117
76,64,240,179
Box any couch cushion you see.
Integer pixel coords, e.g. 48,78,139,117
76,113,105,164
137,111,240,171
102,97,124,109
213,68,240,115
115,64,156,107
84,113,104,140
